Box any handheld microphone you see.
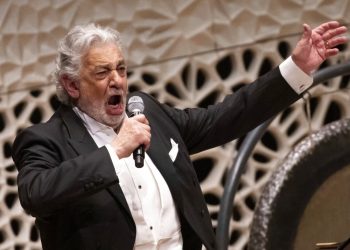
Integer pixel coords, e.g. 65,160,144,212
127,96,145,168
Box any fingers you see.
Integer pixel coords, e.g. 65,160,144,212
132,114,149,126
325,36,348,49
313,21,342,35
322,26,348,42
292,21,347,74
325,48,339,58
303,23,312,39
130,115,151,147
111,115,151,159
313,21,348,48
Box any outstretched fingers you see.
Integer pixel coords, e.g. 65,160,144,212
313,21,342,36
322,26,348,43
325,48,340,57
325,35,348,49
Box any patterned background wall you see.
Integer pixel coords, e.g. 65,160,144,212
1,0,350,249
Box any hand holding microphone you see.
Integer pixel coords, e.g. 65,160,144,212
127,96,146,168
111,96,150,168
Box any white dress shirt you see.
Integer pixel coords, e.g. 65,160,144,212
73,108,183,250
73,56,312,250
280,56,313,94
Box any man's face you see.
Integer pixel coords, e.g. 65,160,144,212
77,42,128,129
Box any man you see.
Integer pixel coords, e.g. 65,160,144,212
12,22,347,250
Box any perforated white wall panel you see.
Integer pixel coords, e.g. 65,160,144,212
1,0,350,249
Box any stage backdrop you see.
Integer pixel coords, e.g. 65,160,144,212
1,0,350,249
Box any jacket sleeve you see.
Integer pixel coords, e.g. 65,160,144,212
154,67,300,154
12,127,118,218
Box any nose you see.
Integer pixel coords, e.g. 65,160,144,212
110,69,126,86
110,69,121,82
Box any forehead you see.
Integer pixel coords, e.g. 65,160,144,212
82,42,124,67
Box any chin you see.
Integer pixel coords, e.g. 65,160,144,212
104,113,125,129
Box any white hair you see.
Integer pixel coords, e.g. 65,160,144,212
52,23,125,105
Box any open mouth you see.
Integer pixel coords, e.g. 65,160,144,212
108,95,122,106
106,94,124,115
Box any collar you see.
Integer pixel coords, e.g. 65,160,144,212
72,107,114,135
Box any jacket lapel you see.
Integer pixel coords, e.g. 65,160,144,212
146,121,185,213
58,105,133,218
61,107,97,155
126,94,185,214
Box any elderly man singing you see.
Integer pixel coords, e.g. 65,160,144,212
12,21,347,250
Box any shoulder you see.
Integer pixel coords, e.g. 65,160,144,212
13,105,70,146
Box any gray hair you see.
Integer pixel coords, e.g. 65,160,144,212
52,23,125,105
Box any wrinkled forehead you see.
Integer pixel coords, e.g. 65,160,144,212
82,42,125,68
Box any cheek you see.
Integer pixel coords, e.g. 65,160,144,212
122,79,128,91
79,89,103,107
83,81,108,97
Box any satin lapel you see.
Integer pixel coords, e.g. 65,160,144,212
147,122,184,213
127,93,185,213
58,106,132,218
105,183,133,220
59,105,97,156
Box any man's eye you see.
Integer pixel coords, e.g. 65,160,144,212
117,66,127,76
96,71,108,77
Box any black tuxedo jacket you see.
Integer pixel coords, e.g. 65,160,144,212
12,67,299,250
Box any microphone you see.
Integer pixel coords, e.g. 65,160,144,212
127,96,145,168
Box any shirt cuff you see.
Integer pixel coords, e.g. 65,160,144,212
105,144,121,175
279,56,313,94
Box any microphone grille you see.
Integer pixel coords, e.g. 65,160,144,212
127,96,144,113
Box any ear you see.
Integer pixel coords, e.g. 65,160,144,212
61,75,80,99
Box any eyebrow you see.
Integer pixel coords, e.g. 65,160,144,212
95,60,126,69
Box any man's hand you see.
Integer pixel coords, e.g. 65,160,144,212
111,115,151,159
292,21,348,75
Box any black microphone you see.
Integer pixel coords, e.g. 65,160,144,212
127,96,145,168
